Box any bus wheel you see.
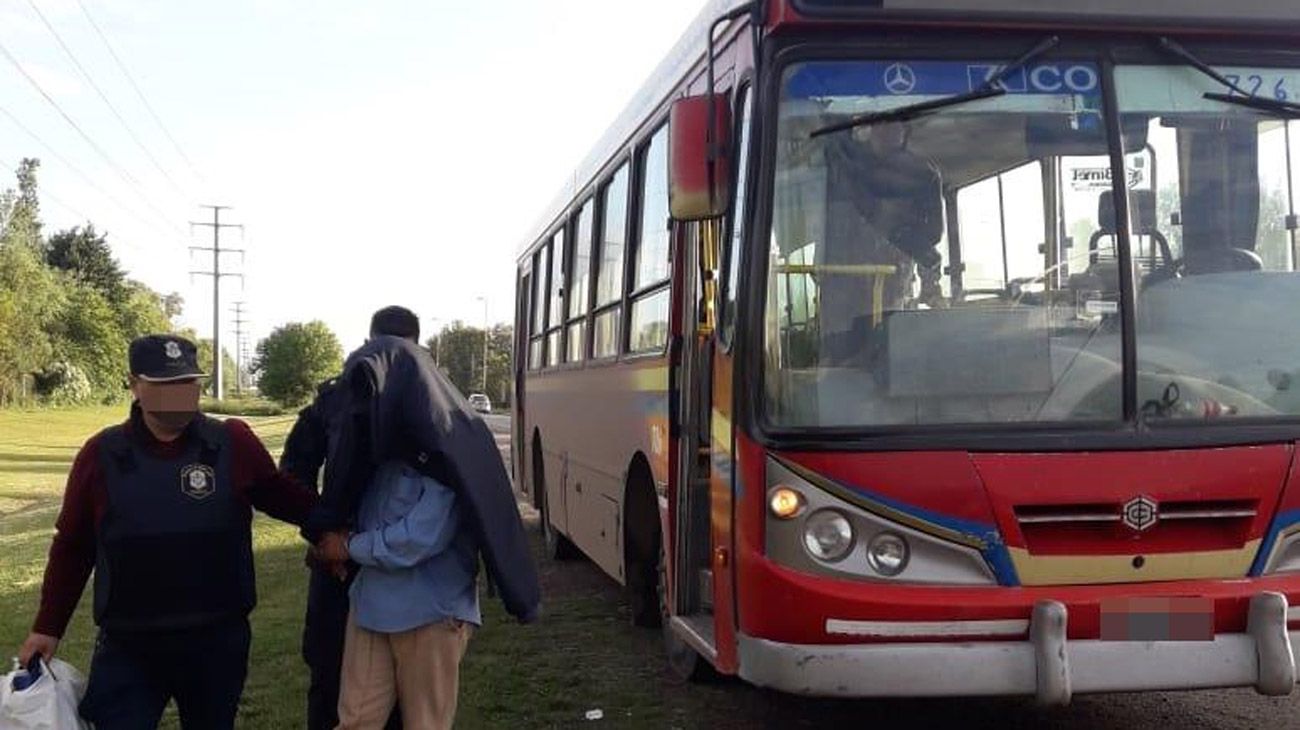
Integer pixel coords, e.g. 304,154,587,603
534,440,577,561
659,541,715,681
625,474,661,628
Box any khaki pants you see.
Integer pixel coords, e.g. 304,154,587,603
335,612,472,730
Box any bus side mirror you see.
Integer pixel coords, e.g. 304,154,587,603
669,94,732,221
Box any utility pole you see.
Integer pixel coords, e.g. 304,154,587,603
190,205,244,400
476,297,488,394
231,301,249,398
429,317,443,369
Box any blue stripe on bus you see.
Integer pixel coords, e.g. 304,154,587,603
1249,508,1300,576
821,473,1019,586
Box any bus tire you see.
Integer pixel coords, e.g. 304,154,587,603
624,463,661,627
534,437,577,561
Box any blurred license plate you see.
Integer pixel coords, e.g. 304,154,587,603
1100,597,1214,641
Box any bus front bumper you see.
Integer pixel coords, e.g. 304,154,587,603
736,593,1297,704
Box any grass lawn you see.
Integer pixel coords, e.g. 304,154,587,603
0,405,708,729
0,406,307,728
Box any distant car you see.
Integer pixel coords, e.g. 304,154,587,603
468,393,492,414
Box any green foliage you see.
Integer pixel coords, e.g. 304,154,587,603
427,322,513,404
49,281,127,398
32,361,93,406
196,336,239,399
0,159,177,408
0,166,61,405
44,225,125,301
253,321,343,407
200,397,290,417
118,281,178,342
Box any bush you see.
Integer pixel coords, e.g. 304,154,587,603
34,361,93,406
201,397,291,417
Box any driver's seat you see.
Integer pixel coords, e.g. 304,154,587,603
1089,190,1172,276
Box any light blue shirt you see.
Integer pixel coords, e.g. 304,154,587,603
347,461,481,633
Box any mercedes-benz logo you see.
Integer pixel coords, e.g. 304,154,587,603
883,63,917,95
1121,496,1159,532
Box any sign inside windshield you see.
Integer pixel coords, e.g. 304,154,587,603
786,60,1102,100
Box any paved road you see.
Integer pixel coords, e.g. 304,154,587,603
488,414,1299,728
484,413,512,475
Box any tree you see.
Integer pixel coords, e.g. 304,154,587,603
253,321,343,406
48,281,126,399
0,159,60,406
161,292,185,323
117,281,176,342
429,321,478,397
427,321,513,405
45,225,126,301
485,324,512,406
198,338,239,400
0,158,177,407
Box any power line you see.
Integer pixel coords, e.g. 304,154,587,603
0,157,151,257
0,101,181,248
24,0,189,200
0,34,184,238
73,0,206,186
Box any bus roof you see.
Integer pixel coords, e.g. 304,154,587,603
515,0,740,261
791,0,1300,27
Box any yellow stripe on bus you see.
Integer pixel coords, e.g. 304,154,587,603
631,365,669,392
1007,541,1260,586
711,409,732,454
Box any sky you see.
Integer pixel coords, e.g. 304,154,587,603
0,0,707,352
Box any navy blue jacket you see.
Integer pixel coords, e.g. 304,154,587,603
305,336,540,624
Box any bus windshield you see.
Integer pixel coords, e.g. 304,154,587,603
1119,63,1300,422
764,54,1300,429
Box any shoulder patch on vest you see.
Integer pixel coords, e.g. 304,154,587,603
180,463,217,500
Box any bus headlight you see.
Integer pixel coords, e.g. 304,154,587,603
766,456,997,585
768,486,805,520
867,532,910,576
804,509,855,562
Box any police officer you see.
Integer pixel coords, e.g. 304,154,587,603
16,334,319,730
282,306,417,730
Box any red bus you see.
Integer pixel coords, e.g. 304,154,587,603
513,0,1300,703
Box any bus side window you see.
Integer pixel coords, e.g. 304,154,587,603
955,161,1045,296
629,123,672,354
593,162,631,359
546,229,566,366
721,85,754,348
529,246,546,369
567,199,595,362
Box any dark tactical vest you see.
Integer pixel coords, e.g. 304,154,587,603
94,416,255,632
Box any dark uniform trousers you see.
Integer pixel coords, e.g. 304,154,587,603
305,565,350,730
80,618,250,730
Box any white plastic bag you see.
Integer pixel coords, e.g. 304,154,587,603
0,658,90,730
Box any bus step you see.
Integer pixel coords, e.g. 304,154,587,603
671,614,717,662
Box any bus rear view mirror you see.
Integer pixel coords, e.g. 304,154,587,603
669,94,731,221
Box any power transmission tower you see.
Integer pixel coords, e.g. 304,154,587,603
190,205,243,400
231,301,249,398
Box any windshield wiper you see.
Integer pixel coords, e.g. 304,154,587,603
810,35,1061,139
1156,37,1300,118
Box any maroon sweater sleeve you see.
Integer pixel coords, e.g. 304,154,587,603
227,419,318,526
33,437,104,638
